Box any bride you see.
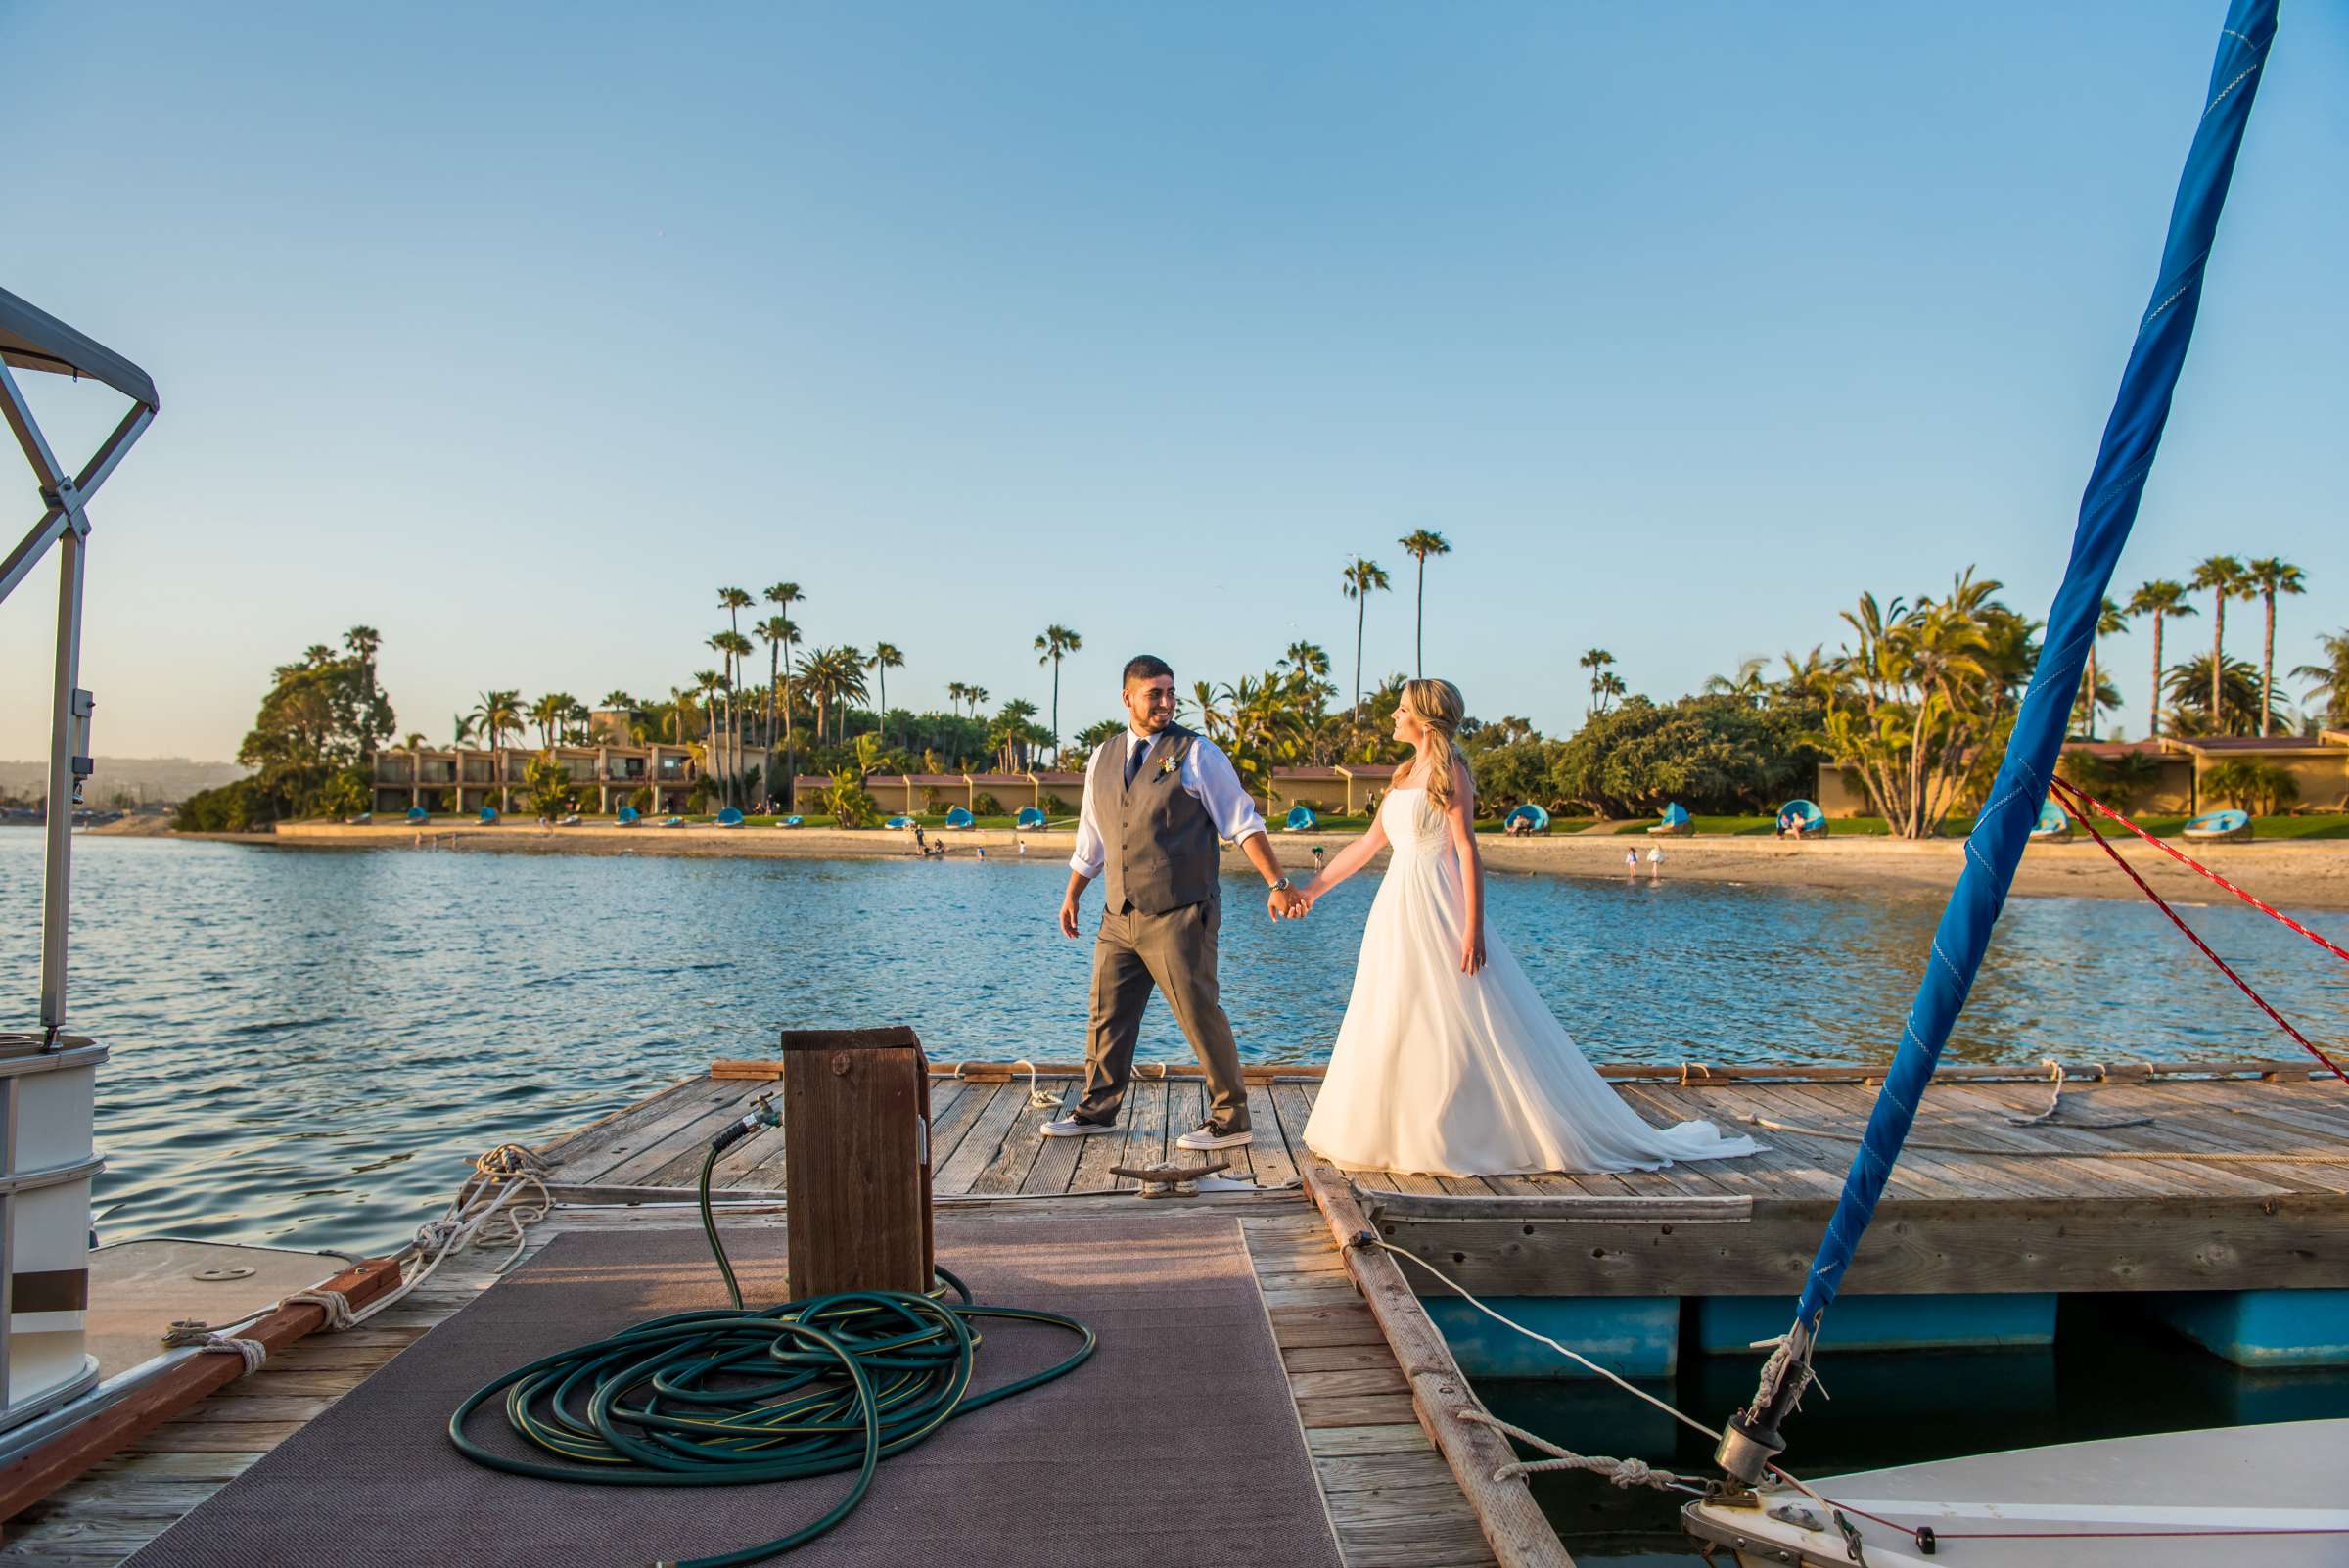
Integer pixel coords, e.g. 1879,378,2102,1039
1297,678,1759,1176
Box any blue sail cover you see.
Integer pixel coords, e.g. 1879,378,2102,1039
1781,1,2277,1345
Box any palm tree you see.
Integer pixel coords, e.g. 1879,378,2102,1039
755,616,793,755
946,681,970,717
2189,555,2247,732
2075,596,2127,740
469,690,524,809
691,669,722,789
965,685,989,720
1033,624,1082,763
760,587,806,798
1340,557,1391,722
600,690,635,713
2125,580,2196,739
1397,530,1451,678
2291,630,2349,731
400,731,426,751
2242,557,2307,736
2164,653,2279,737
1282,641,1330,678
868,642,905,747
344,626,384,761
529,693,573,749
1705,657,1769,704
450,713,478,748
1579,649,1617,715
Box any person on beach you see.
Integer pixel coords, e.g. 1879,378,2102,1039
1626,848,1638,874
1292,678,1758,1177
1647,846,1664,880
1045,654,1305,1152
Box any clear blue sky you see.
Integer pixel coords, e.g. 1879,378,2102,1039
3,1,2344,761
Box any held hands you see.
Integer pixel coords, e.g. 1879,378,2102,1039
1267,882,1313,922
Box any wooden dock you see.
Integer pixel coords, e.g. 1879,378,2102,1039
10,1055,2346,1567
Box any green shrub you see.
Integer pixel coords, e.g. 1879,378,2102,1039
175,779,268,832
2203,759,2299,816
2056,749,2162,811
823,769,880,828
973,792,1004,816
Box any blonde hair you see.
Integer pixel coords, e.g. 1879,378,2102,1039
1401,678,1467,816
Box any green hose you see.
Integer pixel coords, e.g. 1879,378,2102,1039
449,1132,1096,1568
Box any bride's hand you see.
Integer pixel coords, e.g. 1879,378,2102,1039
1459,926,1486,974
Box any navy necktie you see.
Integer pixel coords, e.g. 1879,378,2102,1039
1126,737,1148,787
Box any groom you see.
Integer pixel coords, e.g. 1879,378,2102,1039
1045,654,1308,1152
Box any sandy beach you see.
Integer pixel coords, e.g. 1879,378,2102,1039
211,818,2349,912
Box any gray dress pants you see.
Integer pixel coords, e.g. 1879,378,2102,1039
1076,898,1250,1133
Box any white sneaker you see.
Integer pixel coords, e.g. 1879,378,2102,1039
1041,1115,1118,1138
1175,1122,1253,1151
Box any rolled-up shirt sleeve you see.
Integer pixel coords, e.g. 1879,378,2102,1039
1069,744,1108,877
1186,738,1267,844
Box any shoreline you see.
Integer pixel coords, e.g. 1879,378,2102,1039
139,818,2349,912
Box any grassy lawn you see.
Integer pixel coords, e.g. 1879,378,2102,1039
2101,814,2349,841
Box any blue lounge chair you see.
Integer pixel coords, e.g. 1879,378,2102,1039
2031,799,2072,840
1015,806,1047,829
1649,802,1693,836
617,805,640,825
478,806,499,825
662,815,686,828
1284,805,1315,832
405,806,429,824
2184,807,2251,842
885,815,915,829
1503,803,1548,834
716,807,745,828
944,807,977,829
344,812,372,825
775,814,804,828
1774,799,1827,839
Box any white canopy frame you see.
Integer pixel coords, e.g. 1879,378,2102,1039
0,288,159,1038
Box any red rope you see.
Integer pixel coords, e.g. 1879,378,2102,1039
2043,777,2349,1086
2047,777,2349,965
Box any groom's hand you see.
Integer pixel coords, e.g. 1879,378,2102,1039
1058,894,1082,939
1267,884,1308,921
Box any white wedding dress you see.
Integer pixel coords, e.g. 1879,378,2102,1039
1304,787,1760,1176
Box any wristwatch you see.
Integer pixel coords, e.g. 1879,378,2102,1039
1268,876,1293,893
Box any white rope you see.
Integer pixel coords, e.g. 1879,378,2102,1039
1359,1237,1847,1514
1010,1057,1061,1109
1364,1238,1722,1445
1455,1409,1698,1492
282,1288,356,1330
341,1144,553,1330
161,1323,269,1374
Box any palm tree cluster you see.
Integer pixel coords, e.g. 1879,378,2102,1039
2115,556,2310,739
1803,571,2039,838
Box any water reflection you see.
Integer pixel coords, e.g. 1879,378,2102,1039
1,834,2341,1252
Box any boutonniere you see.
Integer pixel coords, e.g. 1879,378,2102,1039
1157,756,1179,777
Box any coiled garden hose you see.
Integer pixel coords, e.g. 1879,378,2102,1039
449,1098,1096,1568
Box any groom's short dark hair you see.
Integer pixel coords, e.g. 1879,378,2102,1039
1123,654,1174,686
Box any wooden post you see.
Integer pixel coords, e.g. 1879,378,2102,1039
1301,1159,1577,1568
781,1027,933,1295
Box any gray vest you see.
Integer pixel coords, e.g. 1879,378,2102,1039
1093,723,1221,915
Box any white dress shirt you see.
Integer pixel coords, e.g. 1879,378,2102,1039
1069,729,1267,879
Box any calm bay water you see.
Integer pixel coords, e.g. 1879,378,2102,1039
1,831,2343,1254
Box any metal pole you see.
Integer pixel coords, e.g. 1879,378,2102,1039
41,524,87,1035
